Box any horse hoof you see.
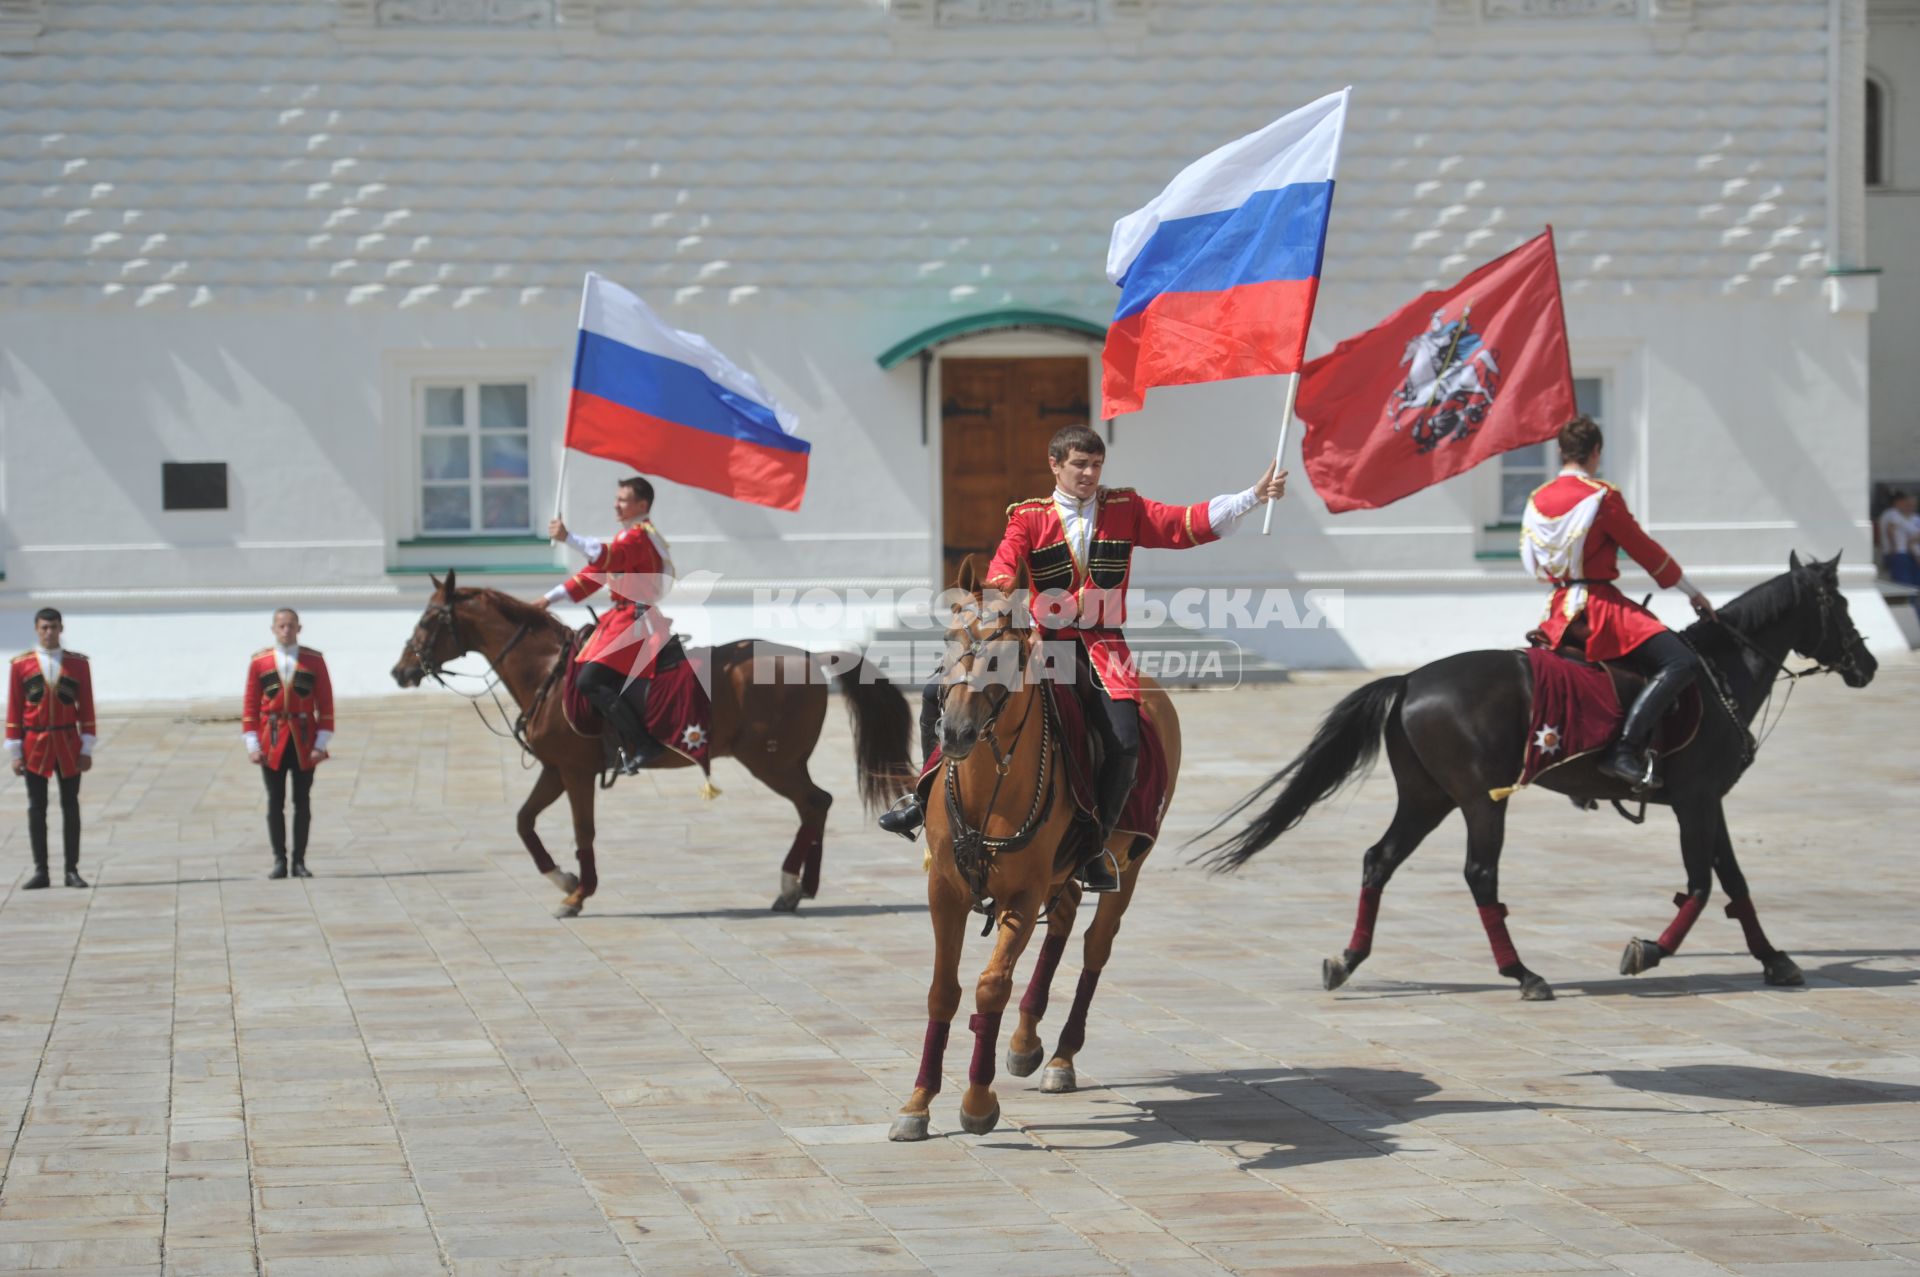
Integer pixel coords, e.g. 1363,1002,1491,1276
958,1104,1000,1135
1620,937,1664,977
544,869,579,895
1040,1065,1076,1094
770,890,801,913
1764,952,1805,987
887,1112,931,1142
1323,957,1350,991
1006,1042,1044,1077
554,896,583,919
1520,975,1556,1002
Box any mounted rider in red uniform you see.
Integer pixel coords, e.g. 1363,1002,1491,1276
1521,416,1717,790
880,424,1285,891
538,475,676,775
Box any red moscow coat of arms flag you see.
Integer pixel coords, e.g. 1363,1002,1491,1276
1295,228,1575,513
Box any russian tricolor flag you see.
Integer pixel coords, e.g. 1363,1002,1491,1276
1101,88,1350,419
567,273,809,512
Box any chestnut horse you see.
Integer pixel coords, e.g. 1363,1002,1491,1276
393,572,915,917
890,558,1182,1141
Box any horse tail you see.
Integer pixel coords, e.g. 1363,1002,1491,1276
1197,675,1408,872
832,655,916,816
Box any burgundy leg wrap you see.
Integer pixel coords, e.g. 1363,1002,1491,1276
1478,902,1519,971
1053,968,1102,1058
1658,891,1709,954
1348,886,1383,956
779,828,825,896
967,1011,1002,1087
1019,934,1069,1020
1724,895,1780,961
913,1019,951,1094
576,849,598,894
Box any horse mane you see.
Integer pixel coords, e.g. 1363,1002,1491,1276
1683,567,1800,661
465,587,573,643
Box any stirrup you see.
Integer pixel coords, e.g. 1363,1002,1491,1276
877,793,924,842
1600,747,1661,793
1079,848,1121,894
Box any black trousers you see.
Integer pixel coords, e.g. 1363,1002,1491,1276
1613,630,1703,748
25,770,81,870
262,752,314,859
575,661,653,753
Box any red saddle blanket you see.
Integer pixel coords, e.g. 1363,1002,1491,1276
563,641,713,773
916,681,1170,851
1498,646,1702,798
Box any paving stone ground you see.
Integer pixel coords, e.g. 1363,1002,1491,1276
1,654,1917,1276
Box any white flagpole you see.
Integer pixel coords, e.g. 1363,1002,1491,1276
1261,372,1300,536
554,273,594,541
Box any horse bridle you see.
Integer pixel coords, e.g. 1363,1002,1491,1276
940,604,1054,907
406,593,542,689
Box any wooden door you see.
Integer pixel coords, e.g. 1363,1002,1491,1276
940,356,1091,589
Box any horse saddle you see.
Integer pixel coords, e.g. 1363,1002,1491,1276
561,633,687,746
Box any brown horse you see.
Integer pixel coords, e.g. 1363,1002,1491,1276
890,558,1183,1141
392,571,915,917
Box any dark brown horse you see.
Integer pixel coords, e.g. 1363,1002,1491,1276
1204,554,1876,999
392,571,915,917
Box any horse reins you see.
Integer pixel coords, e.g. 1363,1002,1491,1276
407,594,561,756
940,614,1057,907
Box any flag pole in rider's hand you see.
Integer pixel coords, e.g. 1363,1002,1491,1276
1261,372,1301,536
553,272,596,542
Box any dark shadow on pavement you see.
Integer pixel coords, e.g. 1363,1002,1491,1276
1583,1064,1920,1109
88,868,486,888
1018,1065,1660,1172
575,903,926,921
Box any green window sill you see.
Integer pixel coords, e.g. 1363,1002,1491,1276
387,564,553,576
397,534,547,548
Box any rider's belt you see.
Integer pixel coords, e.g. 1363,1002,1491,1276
1552,578,1610,587
22,724,75,733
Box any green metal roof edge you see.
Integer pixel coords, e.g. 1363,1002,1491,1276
876,309,1108,370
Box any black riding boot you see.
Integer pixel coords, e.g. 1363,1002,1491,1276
1082,752,1137,894
23,846,48,891
879,682,941,841
585,683,662,776
1599,635,1700,791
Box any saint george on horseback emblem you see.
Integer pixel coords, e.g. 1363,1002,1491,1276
1386,304,1501,453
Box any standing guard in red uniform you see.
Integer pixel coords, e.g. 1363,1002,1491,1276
539,475,676,775
6,607,96,889
1521,416,1717,789
243,608,334,878
880,425,1286,891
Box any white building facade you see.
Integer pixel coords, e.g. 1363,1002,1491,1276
0,0,1900,701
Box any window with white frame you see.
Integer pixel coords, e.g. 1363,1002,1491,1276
416,380,534,535
1497,376,1604,523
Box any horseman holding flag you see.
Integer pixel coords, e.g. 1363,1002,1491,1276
540,272,812,771
880,426,1285,892
539,475,676,775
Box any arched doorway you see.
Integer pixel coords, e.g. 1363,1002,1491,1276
878,310,1106,587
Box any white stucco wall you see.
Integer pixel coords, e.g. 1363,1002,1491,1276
0,0,1904,699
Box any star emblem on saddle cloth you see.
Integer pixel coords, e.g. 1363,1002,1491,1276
1533,724,1562,755
679,724,708,752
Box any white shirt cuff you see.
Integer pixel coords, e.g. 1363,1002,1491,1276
1675,574,1703,600
243,731,260,753
4,739,20,759
544,584,571,606
79,734,95,757
314,730,332,752
566,531,603,560
1208,486,1262,539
